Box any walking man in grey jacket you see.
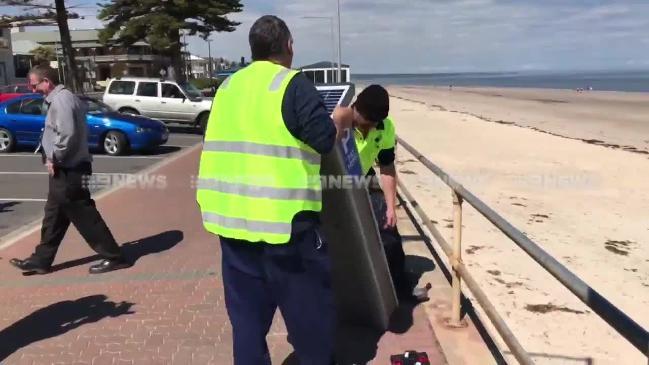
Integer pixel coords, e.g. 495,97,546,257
9,65,130,275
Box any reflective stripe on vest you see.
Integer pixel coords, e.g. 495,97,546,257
202,212,291,235
197,178,321,201
202,140,321,165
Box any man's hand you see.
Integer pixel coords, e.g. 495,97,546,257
45,159,55,176
332,106,354,141
384,205,397,229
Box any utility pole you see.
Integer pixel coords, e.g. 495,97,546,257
336,0,342,83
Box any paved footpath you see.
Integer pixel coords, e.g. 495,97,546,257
0,144,446,365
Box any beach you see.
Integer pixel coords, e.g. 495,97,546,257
384,85,649,364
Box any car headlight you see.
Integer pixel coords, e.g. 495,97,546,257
136,127,154,133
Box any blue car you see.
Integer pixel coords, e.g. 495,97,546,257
0,94,169,156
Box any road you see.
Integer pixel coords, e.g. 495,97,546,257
0,125,203,241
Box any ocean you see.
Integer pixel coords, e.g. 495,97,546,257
352,70,649,92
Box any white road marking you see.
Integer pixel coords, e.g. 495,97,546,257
0,143,203,249
0,154,165,159
0,198,47,202
0,172,125,175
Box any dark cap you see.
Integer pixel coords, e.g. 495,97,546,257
353,84,389,123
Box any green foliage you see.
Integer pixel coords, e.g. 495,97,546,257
97,0,244,52
190,77,221,91
0,1,79,27
30,45,57,64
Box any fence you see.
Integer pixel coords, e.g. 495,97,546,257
395,136,649,364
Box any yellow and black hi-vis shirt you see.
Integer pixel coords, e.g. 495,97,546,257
354,117,396,176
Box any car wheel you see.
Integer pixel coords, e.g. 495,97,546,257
103,131,128,156
119,107,139,115
0,128,15,153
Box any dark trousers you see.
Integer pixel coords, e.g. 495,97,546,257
220,224,335,365
30,162,122,267
369,190,408,297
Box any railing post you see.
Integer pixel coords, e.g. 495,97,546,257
446,190,468,328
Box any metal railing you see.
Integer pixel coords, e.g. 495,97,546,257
395,136,649,364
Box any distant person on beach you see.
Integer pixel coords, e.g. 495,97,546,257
352,84,429,301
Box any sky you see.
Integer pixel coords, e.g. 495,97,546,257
7,0,649,74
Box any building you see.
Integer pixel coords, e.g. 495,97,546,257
300,61,351,84
0,27,17,85
187,54,209,79
11,28,172,86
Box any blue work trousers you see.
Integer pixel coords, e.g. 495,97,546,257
219,224,336,365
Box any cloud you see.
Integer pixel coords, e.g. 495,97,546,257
10,0,649,73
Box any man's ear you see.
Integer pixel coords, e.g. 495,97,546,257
287,39,294,57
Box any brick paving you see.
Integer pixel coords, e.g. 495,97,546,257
0,145,446,365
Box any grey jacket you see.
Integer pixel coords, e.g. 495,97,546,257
41,85,92,168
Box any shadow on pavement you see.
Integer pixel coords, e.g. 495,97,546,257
334,255,435,364
167,125,203,135
282,255,436,365
46,230,184,273
0,201,20,214
139,145,183,156
0,294,134,361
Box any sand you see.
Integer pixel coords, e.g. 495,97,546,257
382,85,649,364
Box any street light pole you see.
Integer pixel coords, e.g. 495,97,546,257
329,17,335,83
336,0,343,83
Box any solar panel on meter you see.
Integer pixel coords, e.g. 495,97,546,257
315,83,398,331
316,84,353,113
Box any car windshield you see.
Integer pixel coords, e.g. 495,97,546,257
178,82,203,99
84,98,113,114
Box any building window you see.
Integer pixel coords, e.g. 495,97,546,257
137,82,158,97
14,55,31,78
304,70,325,84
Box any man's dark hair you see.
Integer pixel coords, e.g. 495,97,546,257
249,15,292,60
29,64,60,85
353,84,390,123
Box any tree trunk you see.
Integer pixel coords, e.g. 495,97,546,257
54,0,81,92
168,31,186,83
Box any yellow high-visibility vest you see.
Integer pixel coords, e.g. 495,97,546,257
196,61,322,244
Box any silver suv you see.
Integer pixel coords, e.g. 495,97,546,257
102,77,213,131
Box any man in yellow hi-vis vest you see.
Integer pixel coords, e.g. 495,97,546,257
196,15,353,365
352,85,429,302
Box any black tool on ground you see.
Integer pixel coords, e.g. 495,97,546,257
316,83,399,331
390,350,431,365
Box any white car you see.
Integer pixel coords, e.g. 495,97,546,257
102,77,213,132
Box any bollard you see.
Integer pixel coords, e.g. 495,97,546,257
446,190,467,328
